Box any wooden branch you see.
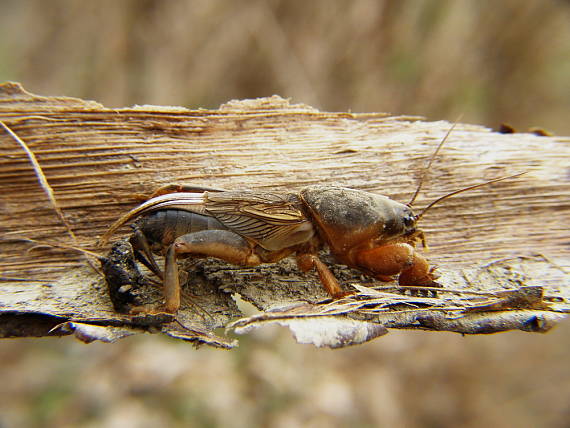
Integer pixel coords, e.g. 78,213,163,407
0,82,568,348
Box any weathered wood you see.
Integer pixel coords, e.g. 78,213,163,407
0,82,568,347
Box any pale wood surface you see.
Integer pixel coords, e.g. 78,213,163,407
0,82,568,346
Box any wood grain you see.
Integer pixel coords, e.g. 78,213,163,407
0,82,568,345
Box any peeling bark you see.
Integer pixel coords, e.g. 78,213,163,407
0,82,568,348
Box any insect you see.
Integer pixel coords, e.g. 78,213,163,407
99,135,522,315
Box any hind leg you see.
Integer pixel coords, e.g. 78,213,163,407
162,230,261,313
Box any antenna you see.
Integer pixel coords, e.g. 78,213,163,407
408,119,461,207
415,172,526,223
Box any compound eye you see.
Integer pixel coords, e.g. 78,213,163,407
403,214,416,229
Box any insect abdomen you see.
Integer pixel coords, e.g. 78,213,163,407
137,209,227,247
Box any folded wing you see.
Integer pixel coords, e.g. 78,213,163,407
100,190,315,251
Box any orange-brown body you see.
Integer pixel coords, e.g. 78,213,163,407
100,184,438,314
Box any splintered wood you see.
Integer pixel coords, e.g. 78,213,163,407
0,82,568,348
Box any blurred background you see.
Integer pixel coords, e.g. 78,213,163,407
0,1,569,427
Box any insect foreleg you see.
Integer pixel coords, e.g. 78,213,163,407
397,251,437,287
354,243,438,287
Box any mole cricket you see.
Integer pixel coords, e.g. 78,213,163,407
99,129,523,315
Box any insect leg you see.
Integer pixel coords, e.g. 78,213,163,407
172,230,262,266
354,243,438,287
164,244,181,313
162,230,262,313
296,253,344,298
398,251,439,287
129,228,164,279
